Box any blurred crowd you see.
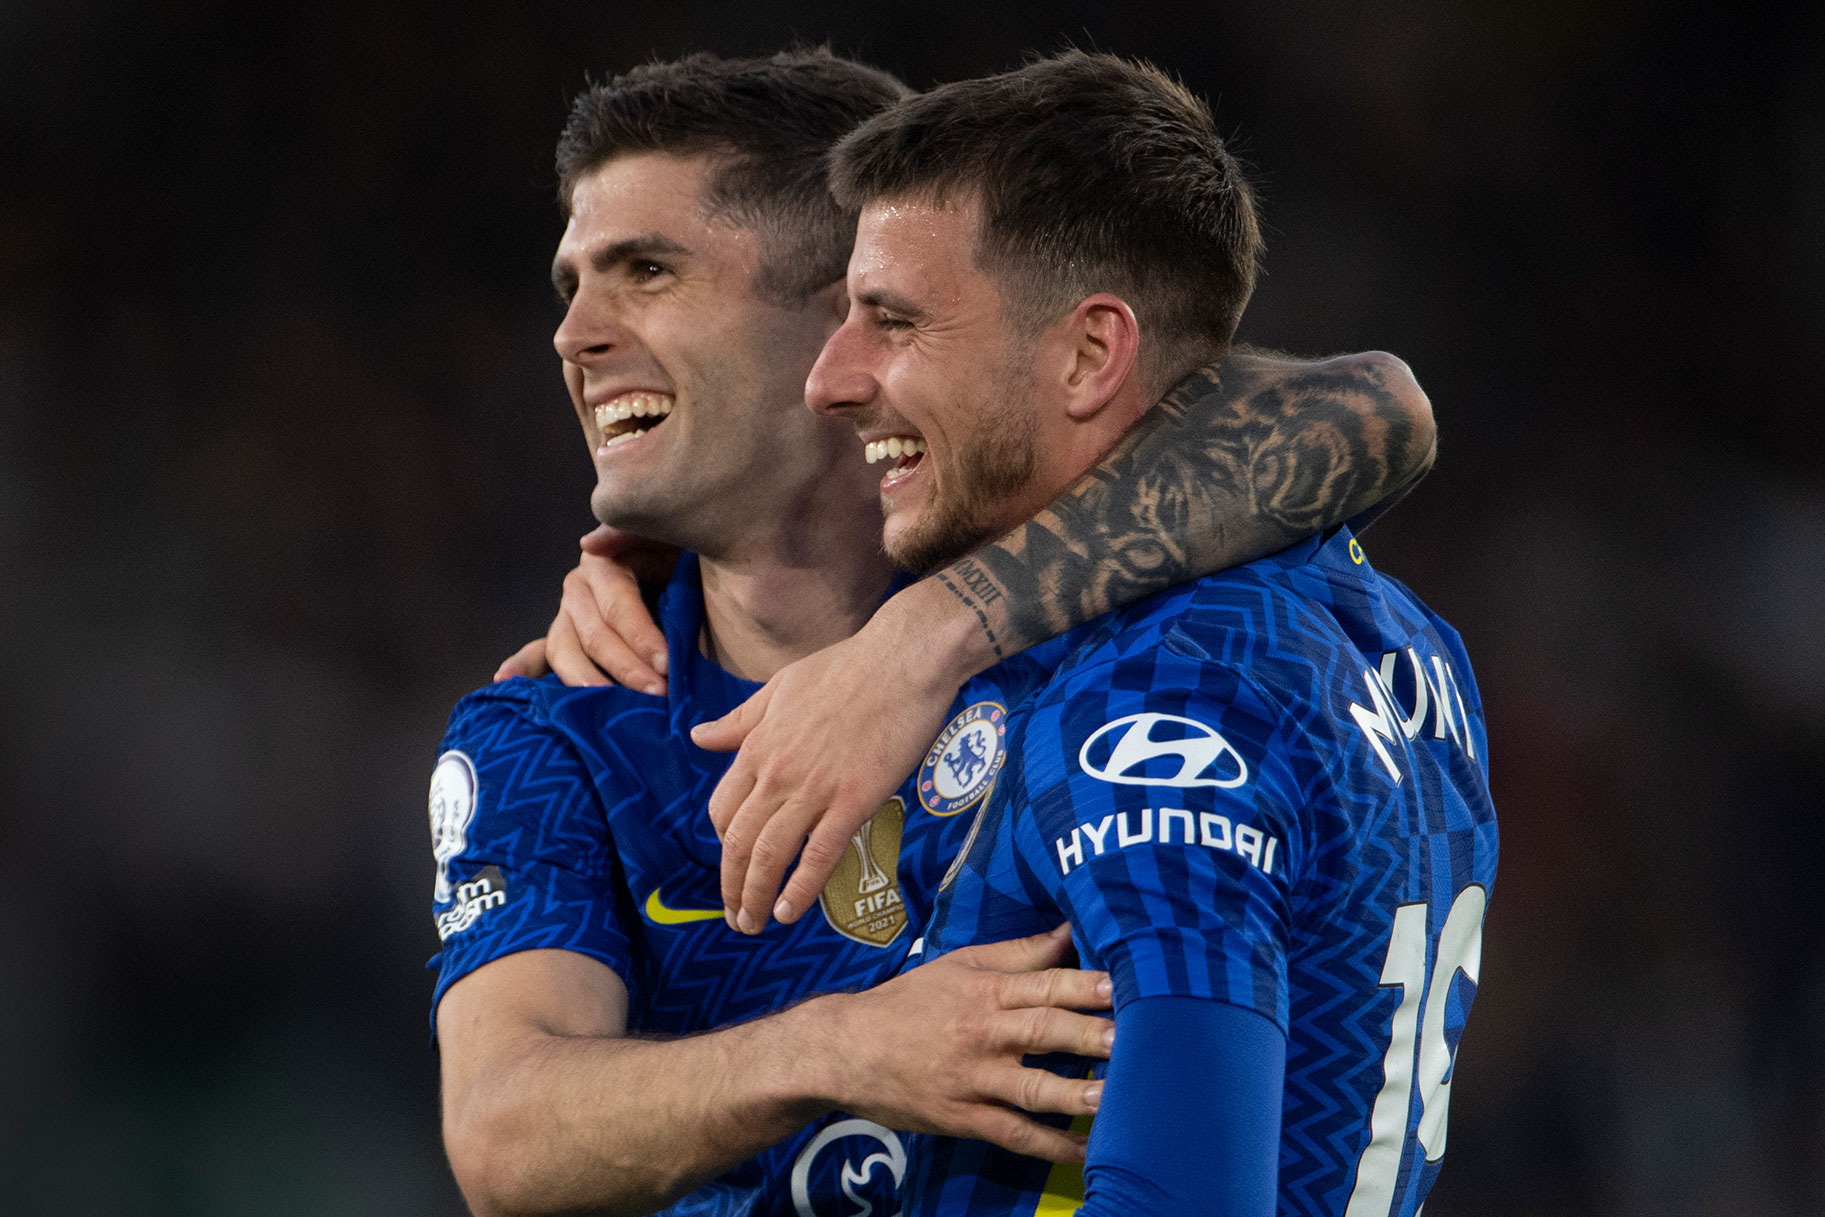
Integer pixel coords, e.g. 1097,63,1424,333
2,2,1820,1213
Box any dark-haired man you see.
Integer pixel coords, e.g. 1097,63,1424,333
430,49,1440,1217
707,51,1492,1215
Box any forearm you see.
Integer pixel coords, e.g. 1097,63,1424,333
447,1001,843,1217
911,348,1435,674
1076,995,1284,1217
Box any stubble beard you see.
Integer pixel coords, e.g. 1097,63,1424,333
884,371,1041,575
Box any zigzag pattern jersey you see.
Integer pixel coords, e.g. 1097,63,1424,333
426,554,1065,1217
910,528,1498,1216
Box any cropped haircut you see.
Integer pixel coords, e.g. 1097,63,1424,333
556,49,911,304
829,52,1262,389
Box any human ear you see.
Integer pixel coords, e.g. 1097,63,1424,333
1062,294,1140,421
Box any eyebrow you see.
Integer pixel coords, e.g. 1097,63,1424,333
854,287,926,320
550,232,694,296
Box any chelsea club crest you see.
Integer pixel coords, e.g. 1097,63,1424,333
918,701,1007,816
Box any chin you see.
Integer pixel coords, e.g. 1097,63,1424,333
882,512,994,577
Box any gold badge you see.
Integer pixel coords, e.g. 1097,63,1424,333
819,798,908,947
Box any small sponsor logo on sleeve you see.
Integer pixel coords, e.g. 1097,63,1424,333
436,865,508,940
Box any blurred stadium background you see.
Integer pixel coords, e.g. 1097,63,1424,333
3,1,1822,1213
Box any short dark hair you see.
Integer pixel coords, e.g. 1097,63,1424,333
829,52,1261,389
556,49,911,304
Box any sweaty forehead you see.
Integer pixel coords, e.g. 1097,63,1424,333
850,197,984,306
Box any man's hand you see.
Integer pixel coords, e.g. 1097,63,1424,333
691,582,973,933
493,526,679,692
806,925,1112,1162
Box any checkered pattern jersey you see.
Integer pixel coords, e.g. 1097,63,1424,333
426,554,1065,1217
911,528,1498,1217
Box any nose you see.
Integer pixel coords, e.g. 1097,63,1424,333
553,287,619,366
805,316,875,417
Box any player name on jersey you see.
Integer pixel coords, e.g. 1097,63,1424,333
1350,646,1476,783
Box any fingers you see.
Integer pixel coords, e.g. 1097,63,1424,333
994,1006,1115,1061
690,684,769,754
774,812,869,926
494,638,549,682
704,743,759,838
545,603,612,688
997,1062,1106,1120
996,964,1114,1015
580,526,683,588
718,793,810,931
579,556,668,686
740,798,830,927
963,1107,1091,1164
954,923,1077,974
577,524,623,556
563,567,664,693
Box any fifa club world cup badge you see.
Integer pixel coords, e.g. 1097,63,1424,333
918,702,1007,816
820,798,908,947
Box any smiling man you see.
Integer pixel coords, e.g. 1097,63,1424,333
430,49,1442,1217
748,52,1497,1215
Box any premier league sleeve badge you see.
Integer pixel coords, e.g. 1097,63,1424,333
428,750,478,904
917,702,1007,816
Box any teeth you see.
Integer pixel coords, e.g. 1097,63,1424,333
865,436,927,465
593,391,675,433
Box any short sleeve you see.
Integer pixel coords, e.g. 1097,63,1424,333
1012,662,1303,1029
427,684,637,1024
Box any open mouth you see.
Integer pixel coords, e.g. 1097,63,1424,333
865,435,927,478
593,391,674,451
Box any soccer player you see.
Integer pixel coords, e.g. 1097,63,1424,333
433,51,1439,1217
695,52,1497,1214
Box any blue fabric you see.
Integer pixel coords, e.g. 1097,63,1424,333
909,528,1499,1216
423,553,1068,1217
1080,996,1283,1217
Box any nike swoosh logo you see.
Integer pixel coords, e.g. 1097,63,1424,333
645,888,725,925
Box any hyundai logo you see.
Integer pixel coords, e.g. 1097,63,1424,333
1077,713,1249,788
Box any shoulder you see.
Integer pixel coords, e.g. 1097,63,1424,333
1010,636,1295,814
1034,564,1334,714
1005,569,1356,803
444,675,658,747
444,674,567,736
438,678,661,809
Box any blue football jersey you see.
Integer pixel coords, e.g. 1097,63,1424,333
911,529,1498,1216
427,554,1064,1217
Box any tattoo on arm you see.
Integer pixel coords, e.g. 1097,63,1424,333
942,348,1436,655
935,565,1006,661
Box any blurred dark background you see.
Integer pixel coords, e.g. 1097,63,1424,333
3,1,1822,1213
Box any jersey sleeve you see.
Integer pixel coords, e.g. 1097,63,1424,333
426,683,638,1026
1079,995,1284,1216
1011,660,1304,1028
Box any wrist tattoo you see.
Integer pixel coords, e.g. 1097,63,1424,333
935,569,1006,661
